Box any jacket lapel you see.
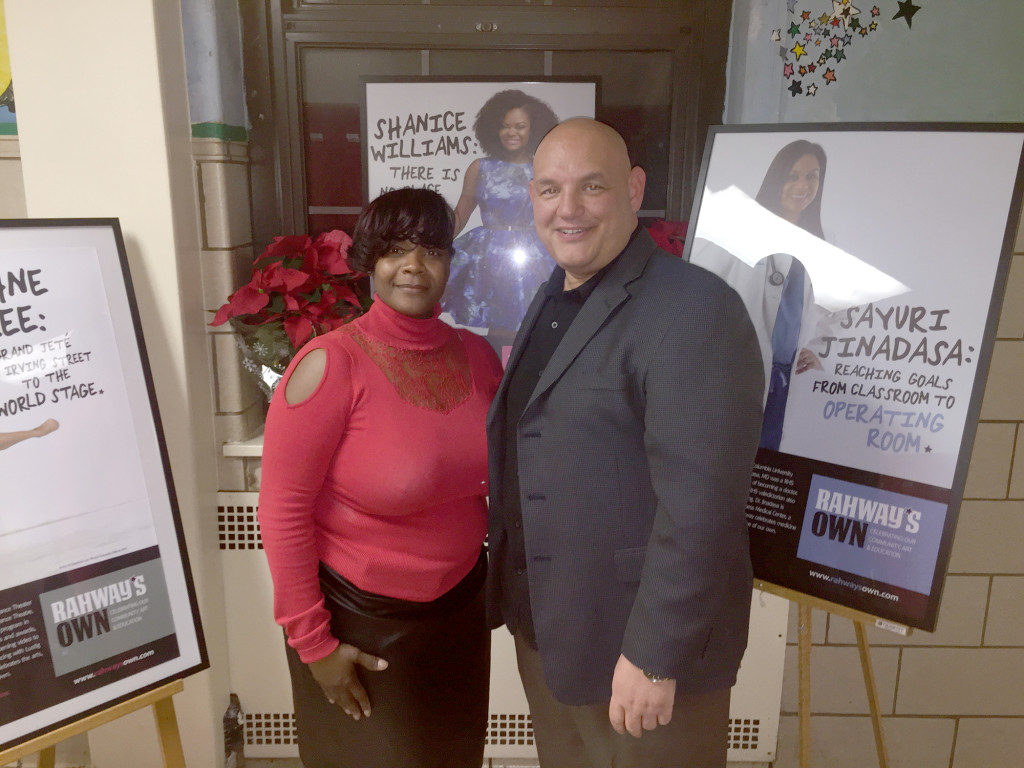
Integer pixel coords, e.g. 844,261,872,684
526,230,657,410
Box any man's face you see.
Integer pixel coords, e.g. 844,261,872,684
529,121,645,289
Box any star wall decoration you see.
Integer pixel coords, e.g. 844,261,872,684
832,0,861,30
893,0,921,28
778,0,886,97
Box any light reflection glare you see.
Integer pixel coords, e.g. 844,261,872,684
512,248,528,267
692,186,909,311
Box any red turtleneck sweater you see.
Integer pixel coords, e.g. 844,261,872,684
258,299,502,663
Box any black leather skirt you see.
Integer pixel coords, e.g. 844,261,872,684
284,550,489,768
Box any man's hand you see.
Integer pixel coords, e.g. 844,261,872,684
608,654,676,737
794,347,823,375
308,644,388,720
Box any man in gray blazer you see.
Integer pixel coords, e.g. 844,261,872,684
486,118,764,767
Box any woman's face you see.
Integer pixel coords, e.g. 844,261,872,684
499,107,531,157
373,240,449,319
779,153,821,223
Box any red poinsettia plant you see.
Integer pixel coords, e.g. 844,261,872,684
645,218,688,257
210,230,371,382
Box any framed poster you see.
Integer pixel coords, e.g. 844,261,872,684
0,220,207,750
684,124,1024,631
363,77,597,358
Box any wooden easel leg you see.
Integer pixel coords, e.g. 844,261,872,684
152,695,187,768
854,621,890,768
37,745,57,768
798,603,812,768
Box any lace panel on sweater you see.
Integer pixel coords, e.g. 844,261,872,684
348,328,473,413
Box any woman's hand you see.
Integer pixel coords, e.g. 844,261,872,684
308,644,389,720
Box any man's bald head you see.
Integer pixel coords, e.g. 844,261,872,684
529,119,646,289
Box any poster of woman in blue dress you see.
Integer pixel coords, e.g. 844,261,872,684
442,90,559,350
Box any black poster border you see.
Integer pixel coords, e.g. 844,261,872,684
0,218,208,752
683,123,1024,632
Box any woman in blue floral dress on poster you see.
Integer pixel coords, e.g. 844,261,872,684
443,90,559,349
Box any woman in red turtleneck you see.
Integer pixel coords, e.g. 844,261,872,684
258,188,503,768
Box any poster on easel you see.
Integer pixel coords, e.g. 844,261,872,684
362,77,597,359
684,124,1024,631
0,220,207,751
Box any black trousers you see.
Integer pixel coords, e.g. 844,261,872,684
285,553,489,768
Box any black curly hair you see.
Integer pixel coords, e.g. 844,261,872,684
348,188,456,273
473,89,559,159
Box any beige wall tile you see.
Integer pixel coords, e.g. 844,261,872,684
985,576,1024,646
216,453,247,492
947,500,1024,574
963,422,1015,499
249,456,263,492
244,457,262,493
979,341,1024,421
825,576,987,647
201,246,254,314
191,137,232,160
1010,425,1024,499
228,141,249,160
200,161,252,249
781,645,899,714
997,255,1024,338
774,715,954,768
212,331,263,414
0,136,20,159
215,404,264,446
896,648,1024,715
953,717,1024,768
785,603,829,646
0,157,27,218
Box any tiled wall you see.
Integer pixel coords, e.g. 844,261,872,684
0,136,27,218
193,137,265,492
773,212,1024,768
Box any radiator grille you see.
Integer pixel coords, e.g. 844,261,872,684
218,502,262,550
245,712,297,746
728,717,760,750
487,712,534,746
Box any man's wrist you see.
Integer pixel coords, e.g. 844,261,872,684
642,669,673,684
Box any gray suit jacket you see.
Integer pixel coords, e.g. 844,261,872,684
486,230,764,705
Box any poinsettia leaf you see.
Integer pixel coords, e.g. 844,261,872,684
283,315,315,350
258,235,311,263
